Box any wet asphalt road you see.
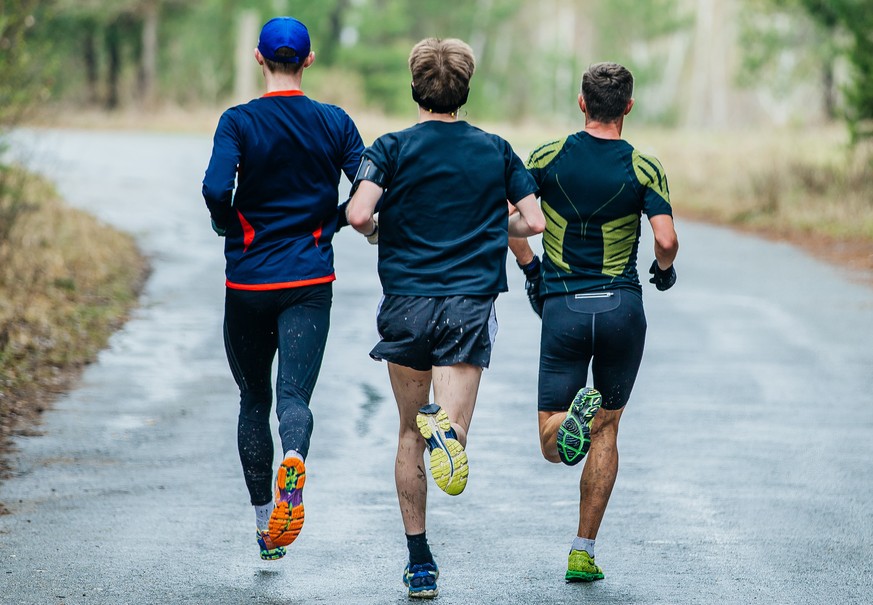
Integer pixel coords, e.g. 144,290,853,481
1,129,872,605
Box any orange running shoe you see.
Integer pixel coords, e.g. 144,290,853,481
268,456,306,547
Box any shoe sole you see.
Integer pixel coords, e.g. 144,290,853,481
404,566,440,599
268,457,305,547
416,406,468,496
557,388,602,466
565,570,605,582
256,528,287,560
257,531,287,561
260,548,286,561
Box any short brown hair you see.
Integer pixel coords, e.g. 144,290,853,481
409,38,475,112
264,47,304,75
581,62,634,123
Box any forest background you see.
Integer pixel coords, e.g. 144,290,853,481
4,0,872,130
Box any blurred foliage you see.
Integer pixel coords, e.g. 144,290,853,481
796,0,873,141
0,1,47,125
1,0,698,123
1,0,49,236
741,0,873,140
2,0,868,134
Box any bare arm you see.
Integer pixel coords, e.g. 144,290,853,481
347,180,382,237
508,194,546,238
507,201,536,265
509,236,535,265
649,214,678,269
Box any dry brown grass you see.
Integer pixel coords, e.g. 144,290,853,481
624,126,873,274
627,127,872,237
0,170,148,470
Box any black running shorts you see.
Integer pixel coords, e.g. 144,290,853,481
370,294,497,371
538,289,646,412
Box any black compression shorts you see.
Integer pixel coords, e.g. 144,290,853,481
538,289,646,412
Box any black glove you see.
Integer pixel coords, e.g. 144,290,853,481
210,218,226,237
649,260,676,291
335,199,350,231
518,255,544,318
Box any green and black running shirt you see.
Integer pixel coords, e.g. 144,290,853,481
527,132,672,296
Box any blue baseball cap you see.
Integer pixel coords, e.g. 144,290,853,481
257,17,310,63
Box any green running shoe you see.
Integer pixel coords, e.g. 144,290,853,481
416,403,468,495
566,549,604,582
556,387,602,466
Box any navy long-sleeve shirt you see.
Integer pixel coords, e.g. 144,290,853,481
202,90,364,289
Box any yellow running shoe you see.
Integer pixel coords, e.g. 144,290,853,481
416,404,468,496
268,456,306,547
566,549,605,582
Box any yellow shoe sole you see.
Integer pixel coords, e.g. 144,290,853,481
416,406,468,496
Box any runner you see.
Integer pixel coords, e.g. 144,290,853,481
510,61,678,582
345,38,545,598
201,16,363,561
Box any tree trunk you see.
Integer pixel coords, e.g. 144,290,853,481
822,60,836,119
322,0,350,65
105,21,121,110
83,20,99,106
233,10,260,104
141,0,159,110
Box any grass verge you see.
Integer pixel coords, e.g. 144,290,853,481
637,127,873,276
0,167,149,482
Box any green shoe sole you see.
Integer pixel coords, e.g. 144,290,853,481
565,569,605,582
556,387,602,466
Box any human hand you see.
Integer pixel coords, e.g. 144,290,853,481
365,218,379,245
648,259,676,291
211,218,226,237
519,255,544,318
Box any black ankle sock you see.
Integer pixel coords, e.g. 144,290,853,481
406,532,434,565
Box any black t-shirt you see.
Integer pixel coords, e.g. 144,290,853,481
363,121,537,296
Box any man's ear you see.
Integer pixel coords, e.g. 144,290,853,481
625,98,634,115
254,48,264,65
578,94,586,114
303,51,316,68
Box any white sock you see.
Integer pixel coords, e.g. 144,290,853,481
254,502,274,531
283,449,304,463
571,536,596,557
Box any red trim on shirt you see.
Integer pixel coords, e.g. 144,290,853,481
312,223,323,247
262,90,305,98
237,210,255,252
226,273,336,291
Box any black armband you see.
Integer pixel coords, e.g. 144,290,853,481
350,157,387,196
